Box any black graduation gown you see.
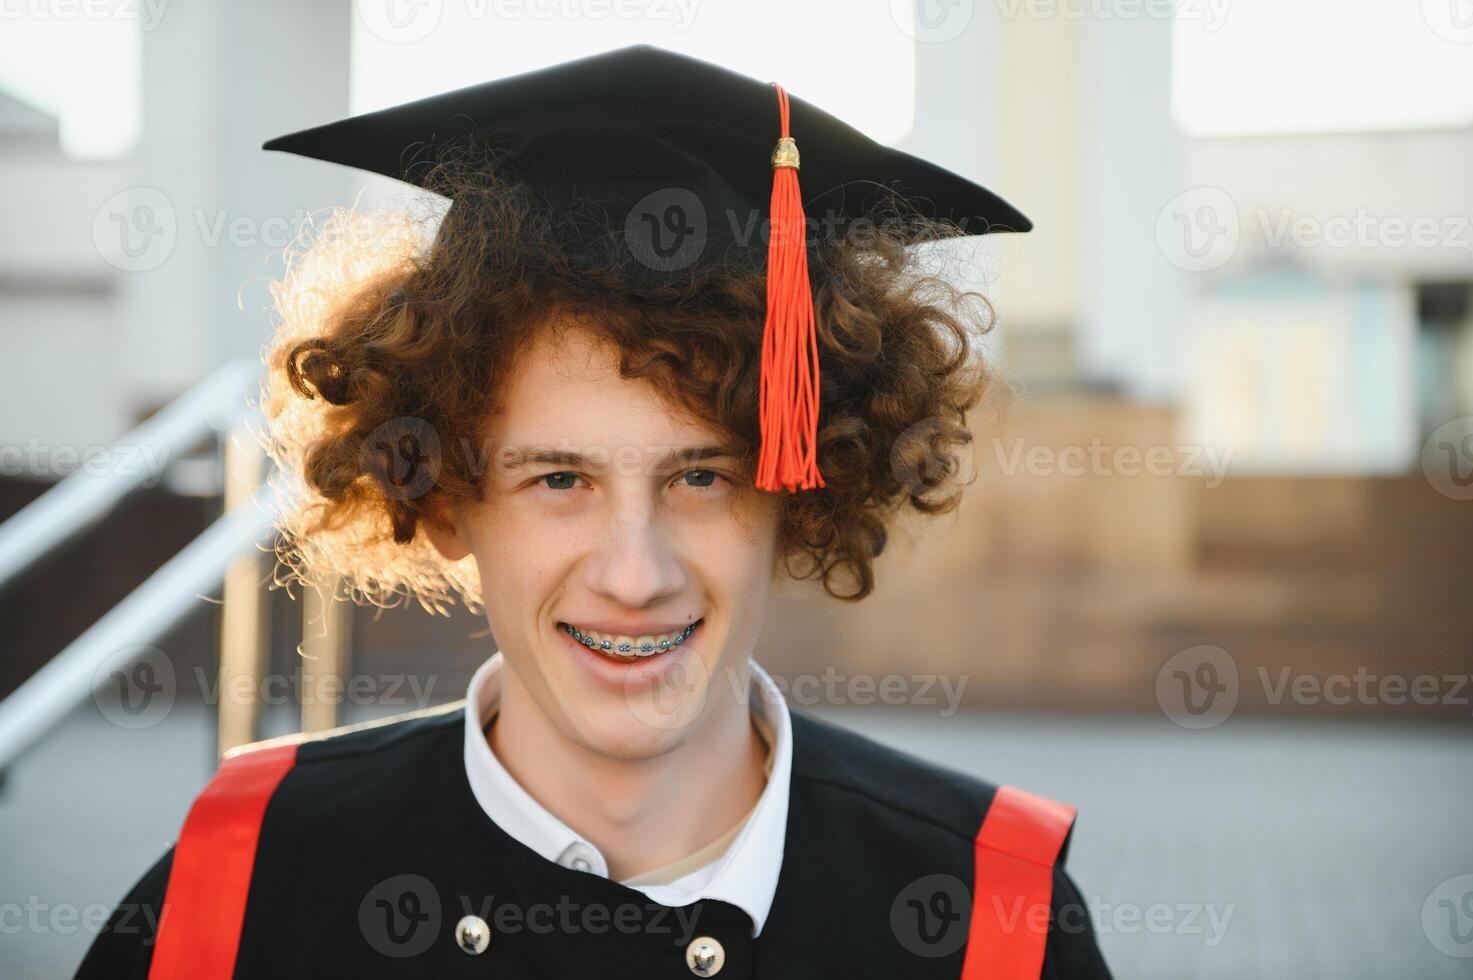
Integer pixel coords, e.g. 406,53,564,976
75,705,1113,979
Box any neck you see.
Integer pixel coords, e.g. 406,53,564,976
489,660,767,880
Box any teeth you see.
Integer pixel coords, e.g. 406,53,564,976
561,620,700,658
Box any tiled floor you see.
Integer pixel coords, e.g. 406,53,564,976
2,702,1470,978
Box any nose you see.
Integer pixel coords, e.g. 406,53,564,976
578,496,688,610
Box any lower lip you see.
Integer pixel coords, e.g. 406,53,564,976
556,620,704,690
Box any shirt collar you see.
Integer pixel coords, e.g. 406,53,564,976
461,651,792,936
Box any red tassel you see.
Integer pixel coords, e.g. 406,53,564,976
757,83,825,493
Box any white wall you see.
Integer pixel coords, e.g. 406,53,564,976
0,0,352,454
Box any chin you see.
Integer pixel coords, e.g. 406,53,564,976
560,700,702,762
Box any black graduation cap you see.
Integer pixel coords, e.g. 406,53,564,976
261,43,1030,494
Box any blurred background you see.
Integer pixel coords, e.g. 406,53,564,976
2,1,1471,977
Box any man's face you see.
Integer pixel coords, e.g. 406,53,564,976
428,321,783,760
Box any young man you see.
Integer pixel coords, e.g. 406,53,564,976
77,45,1112,979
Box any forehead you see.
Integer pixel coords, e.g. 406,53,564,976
487,321,722,451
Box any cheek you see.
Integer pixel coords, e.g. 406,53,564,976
465,490,570,551
461,503,574,603
700,506,781,604
722,495,783,575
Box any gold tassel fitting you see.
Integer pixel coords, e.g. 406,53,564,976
770,136,800,170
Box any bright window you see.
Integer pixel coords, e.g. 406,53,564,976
1172,0,1473,136
0,13,141,158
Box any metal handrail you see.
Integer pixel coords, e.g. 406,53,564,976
0,359,269,771
0,359,260,593
0,485,278,772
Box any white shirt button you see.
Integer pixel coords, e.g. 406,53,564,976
558,842,603,875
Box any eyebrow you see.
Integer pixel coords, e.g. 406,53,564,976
495,445,740,471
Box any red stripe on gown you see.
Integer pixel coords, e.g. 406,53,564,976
148,742,299,979
960,784,1077,980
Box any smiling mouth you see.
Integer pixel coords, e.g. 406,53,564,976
558,619,704,663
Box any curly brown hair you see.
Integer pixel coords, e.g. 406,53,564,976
259,140,997,614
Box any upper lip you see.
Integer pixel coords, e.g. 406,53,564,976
559,618,703,636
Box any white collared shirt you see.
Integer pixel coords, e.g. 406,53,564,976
461,651,792,936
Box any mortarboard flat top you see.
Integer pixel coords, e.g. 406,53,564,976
261,43,1029,276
